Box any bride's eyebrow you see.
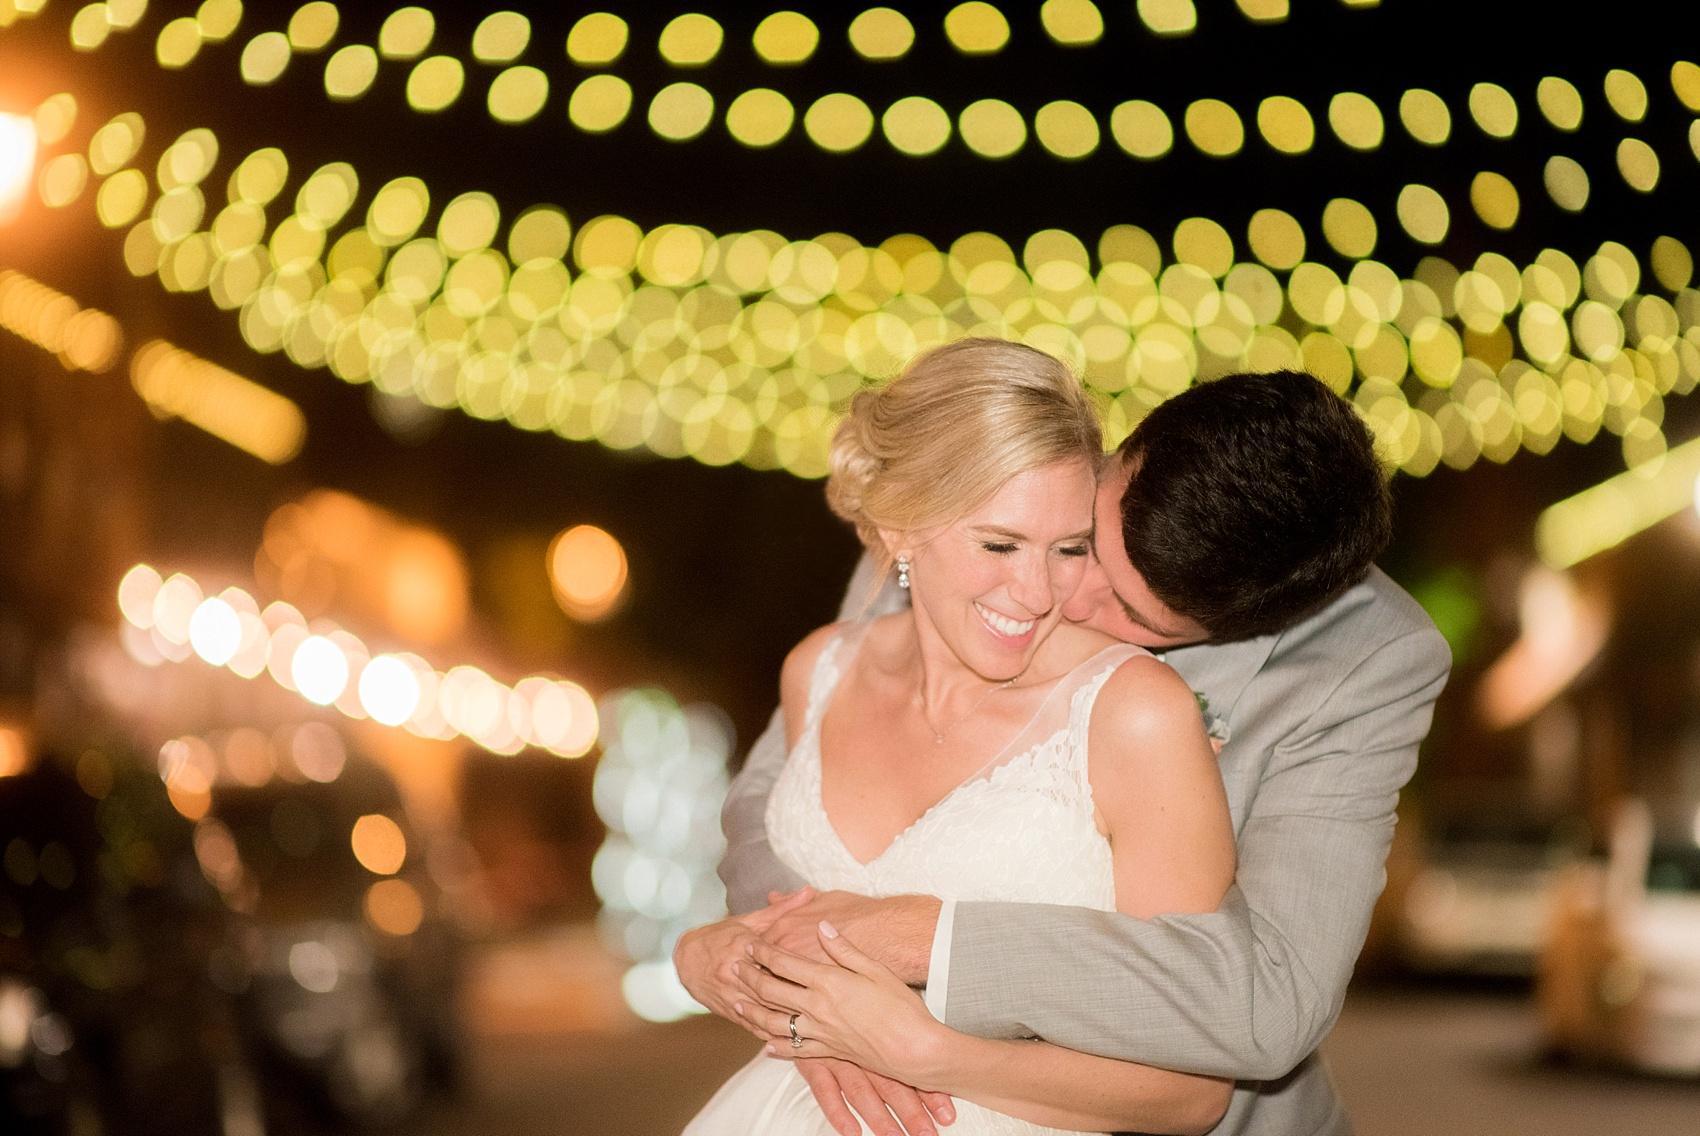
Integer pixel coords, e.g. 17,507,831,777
969,524,1093,542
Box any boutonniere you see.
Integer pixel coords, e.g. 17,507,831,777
1194,691,1231,755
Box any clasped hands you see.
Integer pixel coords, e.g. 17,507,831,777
672,888,956,1136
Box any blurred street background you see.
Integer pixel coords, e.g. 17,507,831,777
4,1,1700,1133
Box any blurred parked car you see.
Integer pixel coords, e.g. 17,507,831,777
1539,798,1700,1076
209,744,464,1129
1390,818,1580,977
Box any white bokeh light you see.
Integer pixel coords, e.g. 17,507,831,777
187,597,242,665
117,564,163,628
291,635,350,706
359,654,422,726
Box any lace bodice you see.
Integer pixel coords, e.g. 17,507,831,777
767,624,1140,911
687,626,1147,1136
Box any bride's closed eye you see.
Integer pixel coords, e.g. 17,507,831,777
980,542,1091,557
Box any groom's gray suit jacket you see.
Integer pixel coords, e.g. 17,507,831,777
721,557,1450,1136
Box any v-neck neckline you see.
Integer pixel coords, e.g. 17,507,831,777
810,637,1128,869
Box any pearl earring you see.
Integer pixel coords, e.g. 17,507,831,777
896,555,911,590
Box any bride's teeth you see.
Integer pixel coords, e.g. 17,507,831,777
975,603,1034,637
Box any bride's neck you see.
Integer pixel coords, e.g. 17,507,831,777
902,606,1017,710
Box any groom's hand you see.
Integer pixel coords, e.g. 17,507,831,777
764,891,941,986
673,889,817,1026
796,1057,955,1136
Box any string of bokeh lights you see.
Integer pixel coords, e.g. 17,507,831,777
51,2,1700,166
23,83,1700,483
116,564,601,759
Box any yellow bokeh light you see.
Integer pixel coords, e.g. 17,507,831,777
1247,208,1304,270
848,7,914,59
509,205,571,263
438,191,499,257
1321,197,1376,259
1544,155,1589,212
569,74,632,133
550,524,629,621
1650,235,1694,292
805,93,875,152
97,169,149,228
155,16,202,67
364,878,424,935
365,175,428,246
406,55,464,112
240,31,291,85
753,10,818,64
659,13,722,66
296,161,356,226
473,10,530,63
1137,0,1197,35
1672,61,1700,112
196,0,242,41
567,12,627,65
1236,0,1289,19
1396,184,1449,245
70,4,111,51
1110,100,1173,158
39,153,89,207
378,6,433,59
1398,88,1450,145
884,96,952,156
1041,0,1103,44
726,89,795,148
1034,100,1099,159
1173,216,1232,278
944,2,1010,53
1603,68,1648,122
33,93,77,147
649,82,715,142
351,813,407,875
287,2,338,52
1616,138,1659,193
89,112,144,175
489,66,549,124
1184,99,1243,156
1537,76,1583,131
1470,171,1519,230
1257,95,1314,153
574,214,642,276
1468,82,1518,138
959,99,1026,158
1328,91,1383,150
324,44,377,100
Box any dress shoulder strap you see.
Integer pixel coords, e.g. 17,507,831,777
802,621,872,732
1064,643,1151,785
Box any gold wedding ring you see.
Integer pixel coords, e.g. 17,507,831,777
787,1011,804,1049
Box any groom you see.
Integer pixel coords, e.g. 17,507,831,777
678,369,1451,1136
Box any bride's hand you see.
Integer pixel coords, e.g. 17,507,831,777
733,921,952,1087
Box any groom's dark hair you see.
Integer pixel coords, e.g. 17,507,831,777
1118,370,1391,642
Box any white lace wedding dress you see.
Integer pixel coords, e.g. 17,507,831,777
684,624,1142,1136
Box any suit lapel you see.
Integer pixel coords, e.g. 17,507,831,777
1158,630,1279,727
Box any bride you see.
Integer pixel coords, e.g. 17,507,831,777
683,338,1236,1135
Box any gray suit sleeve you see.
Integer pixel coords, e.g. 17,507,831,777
718,552,901,915
942,627,1451,1081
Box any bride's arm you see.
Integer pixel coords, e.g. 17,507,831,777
739,655,1236,1134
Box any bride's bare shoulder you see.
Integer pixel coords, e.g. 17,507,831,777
1038,622,1125,674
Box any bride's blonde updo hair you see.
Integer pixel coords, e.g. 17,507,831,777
827,338,1103,566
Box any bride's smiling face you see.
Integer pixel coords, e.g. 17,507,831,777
898,458,1098,682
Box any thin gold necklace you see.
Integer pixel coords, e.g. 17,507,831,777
918,678,1016,745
